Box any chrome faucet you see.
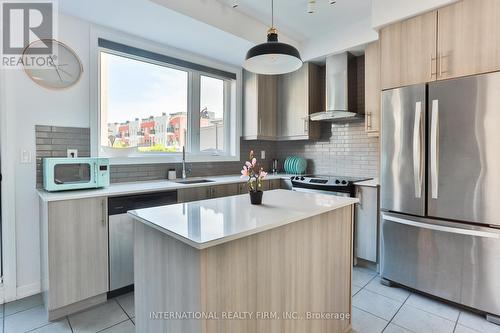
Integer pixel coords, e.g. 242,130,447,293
182,146,187,179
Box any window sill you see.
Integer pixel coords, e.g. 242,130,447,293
107,154,240,165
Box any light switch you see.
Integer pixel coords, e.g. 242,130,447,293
20,150,32,164
67,149,78,158
261,150,266,160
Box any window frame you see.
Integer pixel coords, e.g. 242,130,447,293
91,29,241,165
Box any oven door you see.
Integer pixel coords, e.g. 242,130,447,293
292,187,351,197
44,158,97,191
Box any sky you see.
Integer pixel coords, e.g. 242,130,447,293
103,52,224,124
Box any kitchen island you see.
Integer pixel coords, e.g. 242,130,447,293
129,189,357,333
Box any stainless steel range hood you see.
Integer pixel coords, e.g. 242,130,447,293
310,52,364,122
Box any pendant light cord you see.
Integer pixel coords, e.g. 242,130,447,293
271,0,274,28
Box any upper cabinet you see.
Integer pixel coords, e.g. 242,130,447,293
380,0,500,89
380,11,438,90
242,71,278,140
437,0,500,80
278,63,322,140
364,41,381,137
243,63,323,141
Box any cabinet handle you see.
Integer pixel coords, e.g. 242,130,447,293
366,112,372,130
356,188,363,209
430,54,437,78
259,117,262,134
303,118,308,133
439,53,449,77
206,188,210,197
101,199,106,226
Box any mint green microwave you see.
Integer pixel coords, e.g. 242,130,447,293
43,158,110,192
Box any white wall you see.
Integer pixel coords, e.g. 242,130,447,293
3,12,243,298
372,0,459,29
3,15,91,297
302,18,378,61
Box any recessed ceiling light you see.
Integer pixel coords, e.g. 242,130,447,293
232,1,238,8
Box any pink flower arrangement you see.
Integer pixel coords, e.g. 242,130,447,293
241,150,267,192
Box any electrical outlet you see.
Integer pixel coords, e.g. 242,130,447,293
261,150,266,160
67,149,78,158
20,150,32,164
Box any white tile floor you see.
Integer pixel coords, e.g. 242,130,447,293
350,266,500,333
0,293,134,333
1,266,499,333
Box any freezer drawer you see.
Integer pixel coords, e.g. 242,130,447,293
381,212,500,316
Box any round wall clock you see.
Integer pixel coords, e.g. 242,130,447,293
22,39,83,89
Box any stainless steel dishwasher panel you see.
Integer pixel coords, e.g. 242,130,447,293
381,212,500,316
109,213,134,291
108,191,177,292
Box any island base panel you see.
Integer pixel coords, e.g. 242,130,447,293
135,206,353,333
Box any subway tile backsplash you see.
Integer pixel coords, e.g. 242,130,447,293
275,121,379,178
35,125,91,188
35,123,379,188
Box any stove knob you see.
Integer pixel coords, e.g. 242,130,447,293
341,180,347,185
335,180,341,184
291,176,295,180
300,177,305,181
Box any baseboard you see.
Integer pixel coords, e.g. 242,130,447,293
16,282,41,299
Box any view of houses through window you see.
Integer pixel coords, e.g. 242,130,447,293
100,51,227,155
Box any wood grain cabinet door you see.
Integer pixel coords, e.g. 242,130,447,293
278,65,309,138
257,75,278,138
177,187,211,202
243,70,258,138
48,197,108,310
365,41,381,136
212,184,239,198
380,11,438,90
437,0,500,80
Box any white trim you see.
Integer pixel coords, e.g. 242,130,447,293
89,25,242,164
0,284,4,304
0,65,18,303
16,282,41,300
108,153,240,166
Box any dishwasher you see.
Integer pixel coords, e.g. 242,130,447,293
108,190,178,296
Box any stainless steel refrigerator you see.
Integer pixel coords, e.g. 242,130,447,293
380,71,500,322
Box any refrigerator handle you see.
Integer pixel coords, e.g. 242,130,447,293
382,213,499,239
413,102,423,198
431,100,440,199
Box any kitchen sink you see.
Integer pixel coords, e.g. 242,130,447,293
174,179,215,185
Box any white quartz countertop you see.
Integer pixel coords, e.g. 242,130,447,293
128,189,358,250
37,174,295,202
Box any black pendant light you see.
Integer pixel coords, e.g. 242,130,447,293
243,0,302,75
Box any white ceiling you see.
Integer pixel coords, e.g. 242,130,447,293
59,0,375,66
218,0,372,42
59,0,254,66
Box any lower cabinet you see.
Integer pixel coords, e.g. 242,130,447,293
354,186,379,263
262,179,281,191
178,180,285,203
178,184,239,202
212,184,239,198
40,197,108,319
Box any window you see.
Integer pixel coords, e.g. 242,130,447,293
98,39,237,161
200,75,225,153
